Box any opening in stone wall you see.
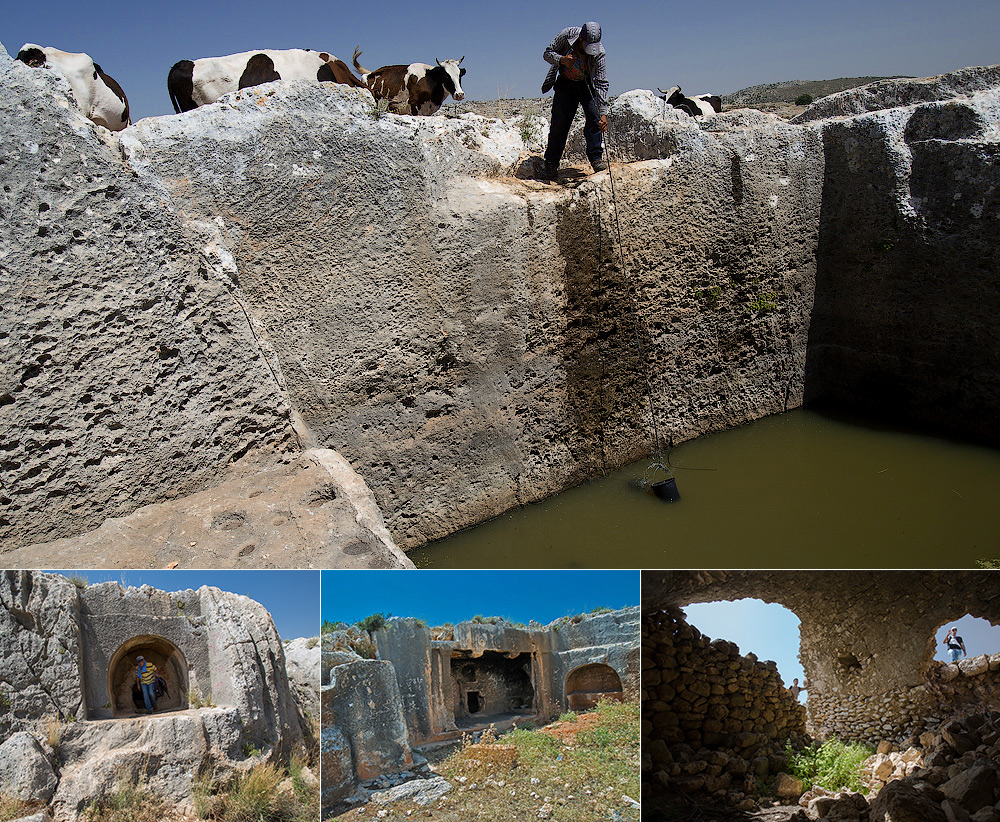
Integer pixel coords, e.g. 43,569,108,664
450,650,534,726
564,663,623,711
106,635,189,718
933,613,1000,663
684,599,807,702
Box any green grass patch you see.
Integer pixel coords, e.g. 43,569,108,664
786,738,874,793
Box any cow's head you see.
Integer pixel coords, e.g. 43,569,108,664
435,57,466,101
17,45,48,68
657,86,684,107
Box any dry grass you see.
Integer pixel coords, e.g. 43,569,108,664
193,759,318,822
0,795,42,822
82,766,166,822
339,699,640,822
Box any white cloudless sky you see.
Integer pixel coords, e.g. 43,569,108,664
4,0,998,121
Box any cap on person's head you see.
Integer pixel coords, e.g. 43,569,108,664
576,22,604,55
137,655,144,661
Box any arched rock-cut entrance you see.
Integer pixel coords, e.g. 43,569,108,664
108,635,188,716
565,663,623,711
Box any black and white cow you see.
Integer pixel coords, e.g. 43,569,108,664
16,44,130,130
167,48,368,113
352,47,465,116
658,86,722,118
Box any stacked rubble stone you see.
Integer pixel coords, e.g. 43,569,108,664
809,653,1000,746
643,606,807,809
797,711,1000,822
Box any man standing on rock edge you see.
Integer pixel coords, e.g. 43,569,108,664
537,22,609,180
136,655,158,715
943,627,967,662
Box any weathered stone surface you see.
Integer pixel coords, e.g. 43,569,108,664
774,772,804,800
323,660,412,785
52,709,242,819
8,449,413,569
0,42,297,552
794,66,1000,122
940,760,999,813
802,76,1000,442
0,572,85,735
320,723,355,809
0,732,57,802
284,636,321,724
370,775,452,806
1,36,823,555
869,778,948,822
0,571,312,819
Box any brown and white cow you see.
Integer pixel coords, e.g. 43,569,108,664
352,47,465,116
658,86,723,118
167,48,368,113
17,44,130,130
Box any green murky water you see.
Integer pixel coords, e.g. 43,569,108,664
411,407,1000,569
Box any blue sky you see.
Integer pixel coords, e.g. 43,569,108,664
5,0,998,121
321,570,638,626
48,570,319,641
683,599,1000,699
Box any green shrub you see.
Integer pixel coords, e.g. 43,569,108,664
357,613,389,634
795,94,814,106
786,738,873,793
559,711,578,723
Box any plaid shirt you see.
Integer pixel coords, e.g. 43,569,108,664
541,27,609,115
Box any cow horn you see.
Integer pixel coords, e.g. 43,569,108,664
459,56,464,65
436,58,442,66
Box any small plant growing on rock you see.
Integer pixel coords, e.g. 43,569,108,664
357,612,389,634
517,114,540,145
67,574,89,589
43,714,61,750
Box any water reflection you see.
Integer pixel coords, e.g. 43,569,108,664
411,406,1000,569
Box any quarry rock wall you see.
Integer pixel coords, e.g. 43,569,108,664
1,37,822,557
801,70,1000,442
4,36,999,559
642,571,1000,744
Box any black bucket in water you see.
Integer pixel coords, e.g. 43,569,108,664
652,477,681,502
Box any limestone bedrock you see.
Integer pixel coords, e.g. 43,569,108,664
3,37,998,559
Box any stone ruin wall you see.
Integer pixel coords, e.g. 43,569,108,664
642,606,806,760
643,571,1000,746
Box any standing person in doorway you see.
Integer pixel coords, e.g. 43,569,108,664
136,655,158,714
537,22,609,180
943,627,967,662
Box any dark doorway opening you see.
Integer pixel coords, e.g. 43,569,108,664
468,691,482,713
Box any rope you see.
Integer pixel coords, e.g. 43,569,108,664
591,94,668,472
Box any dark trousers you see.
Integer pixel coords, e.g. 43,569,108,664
544,76,604,167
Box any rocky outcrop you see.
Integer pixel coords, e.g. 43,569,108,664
1,37,823,557
800,67,1000,442
284,636,321,724
0,571,315,820
5,32,999,557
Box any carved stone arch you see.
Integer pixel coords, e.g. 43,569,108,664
564,663,623,711
107,635,189,716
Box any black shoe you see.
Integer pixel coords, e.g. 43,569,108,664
536,161,558,181
591,157,608,172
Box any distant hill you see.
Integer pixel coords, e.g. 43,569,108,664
723,76,913,106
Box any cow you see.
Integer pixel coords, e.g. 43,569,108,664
16,44,130,131
352,47,465,116
167,48,368,113
657,86,722,118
